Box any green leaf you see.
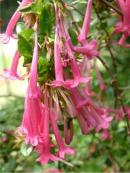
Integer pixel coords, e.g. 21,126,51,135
18,29,34,63
39,3,54,36
68,28,78,45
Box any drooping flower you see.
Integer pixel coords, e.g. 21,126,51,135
114,0,130,47
51,7,91,89
68,0,99,59
71,88,112,134
2,51,22,80
20,95,43,146
36,99,59,164
0,0,32,44
59,14,91,88
78,0,92,42
51,23,65,87
18,22,43,146
27,22,40,98
49,109,75,159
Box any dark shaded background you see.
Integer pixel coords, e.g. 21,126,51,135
0,0,17,31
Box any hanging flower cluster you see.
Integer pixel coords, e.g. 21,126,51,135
1,0,130,164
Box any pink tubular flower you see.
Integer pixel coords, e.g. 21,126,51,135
49,109,75,159
68,0,99,59
78,0,92,42
58,15,91,88
1,0,32,44
18,22,43,146
20,95,43,146
51,24,64,87
2,51,22,80
51,8,91,89
71,88,112,133
36,99,59,164
68,39,99,60
65,40,91,88
114,0,130,47
27,23,40,98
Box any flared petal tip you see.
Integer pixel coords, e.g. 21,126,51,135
25,136,41,146
37,154,60,164
1,69,23,80
0,33,17,44
59,147,75,159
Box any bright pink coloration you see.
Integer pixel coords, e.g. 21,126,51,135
36,98,59,164
68,0,99,59
27,24,40,98
71,88,112,134
117,0,125,13
51,25,64,87
94,63,106,91
50,109,75,159
19,25,43,146
20,95,43,146
64,118,74,145
69,39,99,59
102,130,111,141
1,0,32,44
2,51,22,80
58,16,91,88
65,40,92,87
52,10,91,89
78,0,92,42
114,0,130,47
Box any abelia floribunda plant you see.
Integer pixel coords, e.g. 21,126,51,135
1,0,130,165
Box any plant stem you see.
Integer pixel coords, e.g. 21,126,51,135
99,0,122,15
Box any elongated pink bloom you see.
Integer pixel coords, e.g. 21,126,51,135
1,0,32,44
67,0,99,59
2,51,22,80
27,24,40,98
18,23,43,146
52,11,91,89
58,17,91,88
71,88,112,133
20,95,43,146
78,0,92,42
50,109,75,159
94,63,106,91
114,0,130,47
51,24,65,87
36,99,59,164
68,38,99,60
